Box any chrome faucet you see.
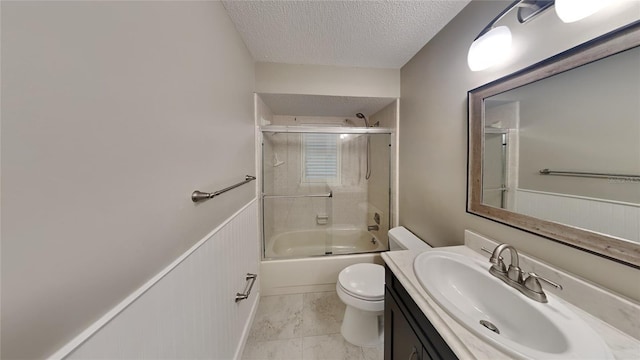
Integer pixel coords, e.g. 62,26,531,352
483,244,562,303
367,225,379,231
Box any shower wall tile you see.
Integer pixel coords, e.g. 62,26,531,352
366,134,391,245
331,188,367,227
256,95,274,125
370,100,397,130
367,204,388,247
266,132,369,235
272,116,356,126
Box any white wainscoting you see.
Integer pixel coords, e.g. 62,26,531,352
515,189,639,243
51,199,260,360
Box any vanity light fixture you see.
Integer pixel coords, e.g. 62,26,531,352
468,1,555,72
469,0,613,71
555,0,611,23
468,25,513,71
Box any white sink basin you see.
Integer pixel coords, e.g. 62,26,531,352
413,250,613,359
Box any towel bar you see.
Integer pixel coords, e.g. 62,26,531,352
192,175,256,203
235,273,257,302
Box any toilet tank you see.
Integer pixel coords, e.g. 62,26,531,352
388,226,432,251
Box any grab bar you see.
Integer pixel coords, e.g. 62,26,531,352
192,175,256,203
262,192,332,199
539,169,640,181
235,273,257,302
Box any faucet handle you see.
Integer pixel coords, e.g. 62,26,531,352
482,247,507,273
524,272,563,293
507,265,524,284
480,247,494,256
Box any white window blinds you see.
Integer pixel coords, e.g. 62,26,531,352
303,133,340,182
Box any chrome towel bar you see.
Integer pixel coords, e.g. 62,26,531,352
192,175,256,203
539,169,640,181
235,273,257,302
262,192,332,199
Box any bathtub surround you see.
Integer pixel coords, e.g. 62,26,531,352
260,253,383,296
260,119,392,259
400,0,640,300
1,1,256,358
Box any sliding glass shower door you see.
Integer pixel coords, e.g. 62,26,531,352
261,127,391,260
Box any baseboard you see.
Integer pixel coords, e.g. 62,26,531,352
261,284,336,296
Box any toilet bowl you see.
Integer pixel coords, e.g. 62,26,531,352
336,263,385,346
336,226,431,347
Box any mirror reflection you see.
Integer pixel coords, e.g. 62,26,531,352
481,45,640,243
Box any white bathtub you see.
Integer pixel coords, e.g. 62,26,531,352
265,228,386,258
261,228,387,295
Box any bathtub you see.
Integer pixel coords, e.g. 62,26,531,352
265,228,386,258
261,228,387,295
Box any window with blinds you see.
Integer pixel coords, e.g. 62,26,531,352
302,133,341,183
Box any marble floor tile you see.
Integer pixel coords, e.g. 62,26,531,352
302,334,365,360
241,338,303,360
301,291,346,337
248,294,303,342
362,344,384,360
243,292,385,360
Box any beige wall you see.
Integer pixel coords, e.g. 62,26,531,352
1,1,255,358
399,0,640,301
255,62,400,98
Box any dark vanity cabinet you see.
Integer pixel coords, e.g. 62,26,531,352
384,266,457,360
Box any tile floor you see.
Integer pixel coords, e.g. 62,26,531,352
242,292,384,360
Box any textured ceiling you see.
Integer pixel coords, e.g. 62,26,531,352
260,93,396,117
222,0,470,69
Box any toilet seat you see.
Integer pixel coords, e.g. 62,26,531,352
338,263,384,301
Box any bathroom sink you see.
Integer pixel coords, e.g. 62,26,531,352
413,250,613,359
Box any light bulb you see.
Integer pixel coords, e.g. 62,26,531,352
467,26,513,72
555,0,611,23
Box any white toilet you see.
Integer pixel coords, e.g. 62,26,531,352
336,226,431,347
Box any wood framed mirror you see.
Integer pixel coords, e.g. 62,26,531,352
467,21,640,268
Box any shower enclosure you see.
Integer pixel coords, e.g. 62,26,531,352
261,126,391,259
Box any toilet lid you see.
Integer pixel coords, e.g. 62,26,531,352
338,263,385,301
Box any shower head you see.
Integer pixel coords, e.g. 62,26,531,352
355,113,371,127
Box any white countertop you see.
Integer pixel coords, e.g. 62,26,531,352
382,245,640,359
